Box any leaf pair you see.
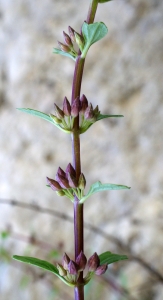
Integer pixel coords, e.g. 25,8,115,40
13,251,127,287
17,108,123,134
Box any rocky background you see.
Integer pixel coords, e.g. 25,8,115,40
0,0,163,299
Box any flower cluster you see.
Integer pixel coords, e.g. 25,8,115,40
56,26,85,59
56,251,107,286
49,95,100,134
46,163,86,201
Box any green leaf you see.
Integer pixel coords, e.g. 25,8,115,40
80,181,130,203
53,48,76,61
99,0,113,3
17,108,72,134
82,22,108,45
80,114,124,134
13,255,74,286
13,255,58,273
97,114,124,121
17,108,55,124
99,251,128,265
80,123,93,134
82,22,108,57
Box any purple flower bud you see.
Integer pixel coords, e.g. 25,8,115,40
95,264,108,276
65,163,76,178
57,167,66,178
62,253,70,270
46,177,62,191
76,251,87,271
78,173,86,190
63,97,71,116
56,263,67,276
68,260,78,275
63,31,73,48
58,41,71,53
68,26,76,43
57,173,70,189
71,96,81,117
87,252,100,272
67,172,78,188
54,103,64,119
80,94,88,114
84,103,94,121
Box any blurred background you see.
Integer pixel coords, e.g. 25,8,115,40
0,0,163,299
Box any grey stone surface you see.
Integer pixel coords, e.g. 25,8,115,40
0,0,163,299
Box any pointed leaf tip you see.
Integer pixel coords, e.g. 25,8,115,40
13,255,73,286
99,251,128,265
17,107,72,134
99,0,113,3
13,255,59,274
80,181,130,203
17,108,55,125
97,114,124,121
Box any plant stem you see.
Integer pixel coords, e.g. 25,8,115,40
86,0,99,24
71,57,85,180
71,55,85,300
71,1,99,299
74,286,84,300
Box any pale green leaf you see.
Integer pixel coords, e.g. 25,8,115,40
17,108,54,124
17,108,72,134
13,255,59,273
13,255,74,286
97,114,124,121
82,22,108,57
80,181,130,203
53,48,76,61
99,0,112,3
99,251,128,265
80,114,123,134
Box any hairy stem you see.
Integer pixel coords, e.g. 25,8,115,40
71,1,99,299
